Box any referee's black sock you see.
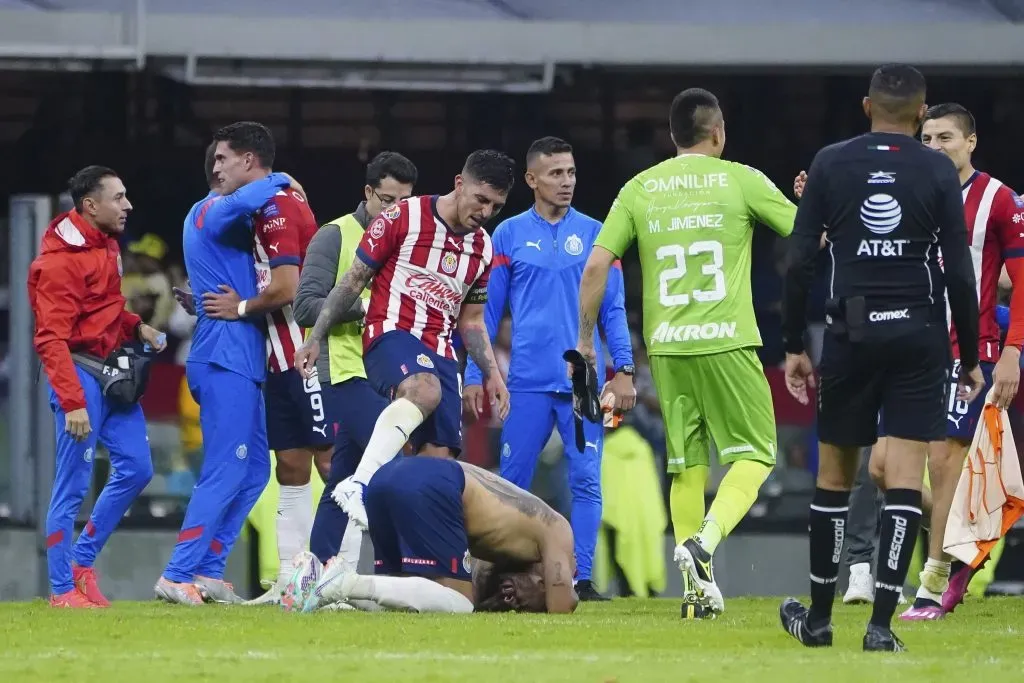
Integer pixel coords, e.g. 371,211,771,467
871,488,923,628
807,488,850,628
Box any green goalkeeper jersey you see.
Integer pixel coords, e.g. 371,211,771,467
595,154,796,356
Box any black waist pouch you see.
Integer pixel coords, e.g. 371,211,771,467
71,345,153,407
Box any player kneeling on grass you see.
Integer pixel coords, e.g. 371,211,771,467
283,455,579,614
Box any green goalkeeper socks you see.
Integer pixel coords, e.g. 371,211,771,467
695,460,773,554
670,466,709,545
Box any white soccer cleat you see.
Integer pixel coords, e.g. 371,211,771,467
673,538,725,614
281,551,323,613
303,556,358,613
843,563,875,605
243,580,284,606
154,577,205,606
331,477,368,529
194,576,244,604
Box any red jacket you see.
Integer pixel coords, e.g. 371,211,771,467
27,210,141,412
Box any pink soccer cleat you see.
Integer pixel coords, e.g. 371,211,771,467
899,603,945,621
941,565,974,614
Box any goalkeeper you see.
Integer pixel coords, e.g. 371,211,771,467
576,88,796,617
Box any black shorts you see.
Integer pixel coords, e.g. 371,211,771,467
817,323,951,447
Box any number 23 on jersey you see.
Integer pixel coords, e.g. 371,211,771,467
656,240,727,307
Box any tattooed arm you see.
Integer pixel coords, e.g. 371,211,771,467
576,245,616,366
459,302,510,419
305,259,376,345
541,529,579,614
458,303,499,379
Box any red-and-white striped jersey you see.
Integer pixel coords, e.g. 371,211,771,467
948,171,1024,363
356,195,493,360
253,188,319,373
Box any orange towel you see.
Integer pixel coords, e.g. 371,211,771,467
943,393,1024,568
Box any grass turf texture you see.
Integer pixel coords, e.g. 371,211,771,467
1,597,1021,682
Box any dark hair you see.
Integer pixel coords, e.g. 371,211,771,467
669,88,721,148
68,165,119,212
463,149,515,193
212,121,275,168
203,141,217,188
924,102,976,137
868,64,927,121
526,136,573,166
366,151,418,188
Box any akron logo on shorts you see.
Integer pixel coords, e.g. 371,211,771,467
84,447,94,463
416,353,434,369
440,251,459,274
235,444,248,460
564,233,584,256
463,550,472,573
369,217,387,240
860,194,902,235
501,443,511,460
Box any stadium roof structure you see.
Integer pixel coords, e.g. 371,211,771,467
1,0,1023,91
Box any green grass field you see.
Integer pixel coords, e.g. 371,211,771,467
1,597,1021,682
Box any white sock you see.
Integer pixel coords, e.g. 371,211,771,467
352,398,424,485
276,483,313,584
348,575,473,613
338,518,363,568
918,558,952,597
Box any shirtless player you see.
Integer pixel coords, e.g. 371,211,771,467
285,455,579,614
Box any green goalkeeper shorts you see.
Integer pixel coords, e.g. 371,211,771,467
650,347,778,473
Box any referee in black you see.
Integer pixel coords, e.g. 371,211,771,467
779,64,985,653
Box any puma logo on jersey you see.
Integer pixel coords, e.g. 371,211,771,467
447,236,461,249
649,321,737,345
269,243,280,253
525,240,542,250
367,238,378,252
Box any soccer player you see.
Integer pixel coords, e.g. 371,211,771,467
895,103,1024,619
781,64,983,652
463,136,634,601
157,135,300,605
288,456,579,614
198,122,332,605
576,88,797,616
294,150,514,529
29,166,166,607
294,151,418,564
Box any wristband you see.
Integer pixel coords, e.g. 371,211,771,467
238,300,248,318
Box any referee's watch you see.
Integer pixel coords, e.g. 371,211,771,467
616,364,635,376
